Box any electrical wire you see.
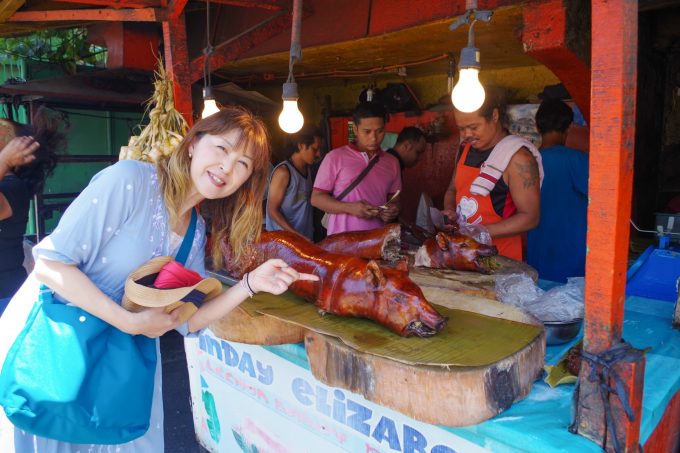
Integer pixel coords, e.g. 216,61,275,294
203,0,214,91
220,53,451,84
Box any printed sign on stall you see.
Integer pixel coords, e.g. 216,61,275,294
185,330,491,453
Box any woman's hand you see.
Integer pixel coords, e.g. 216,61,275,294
0,136,39,172
247,258,319,295
122,307,181,338
187,259,319,333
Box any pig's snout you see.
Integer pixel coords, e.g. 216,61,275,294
477,244,498,256
405,311,448,337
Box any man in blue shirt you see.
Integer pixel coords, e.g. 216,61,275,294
527,99,589,282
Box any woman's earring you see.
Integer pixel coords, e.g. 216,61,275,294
189,152,192,158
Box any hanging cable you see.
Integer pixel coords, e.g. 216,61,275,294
278,0,304,133
201,0,219,118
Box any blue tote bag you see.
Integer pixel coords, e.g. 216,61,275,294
0,208,197,444
0,286,157,444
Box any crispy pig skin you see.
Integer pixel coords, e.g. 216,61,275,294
225,230,447,337
316,224,402,261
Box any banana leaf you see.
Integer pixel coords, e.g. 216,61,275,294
236,289,542,367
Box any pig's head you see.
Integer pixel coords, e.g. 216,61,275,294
414,232,498,273
364,261,448,337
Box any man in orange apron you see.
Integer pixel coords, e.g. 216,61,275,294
443,91,541,262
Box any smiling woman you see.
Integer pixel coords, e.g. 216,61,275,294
0,106,318,451
157,107,271,266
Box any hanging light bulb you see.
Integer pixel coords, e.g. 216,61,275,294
279,0,304,134
202,87,220,119
451,34,485,112
451,51,485,112
278,82,304,133
448,5,492,113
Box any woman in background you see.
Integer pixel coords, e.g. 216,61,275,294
0,113,62,308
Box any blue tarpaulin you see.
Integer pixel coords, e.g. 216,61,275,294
264,295,680,452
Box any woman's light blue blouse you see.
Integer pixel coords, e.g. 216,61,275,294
33,160,207,334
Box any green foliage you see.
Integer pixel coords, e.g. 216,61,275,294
0,28,106,74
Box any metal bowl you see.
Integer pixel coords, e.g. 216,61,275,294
544,318,583,345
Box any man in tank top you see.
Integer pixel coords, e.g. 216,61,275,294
266,126,322,240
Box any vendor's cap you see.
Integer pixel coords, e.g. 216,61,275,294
122,256,222,324
538,83,571,101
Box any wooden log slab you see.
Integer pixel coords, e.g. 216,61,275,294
209,270,545,426
408,255,538,300
209,303,306,345
304,291,544,427
205,272,307,345
305,326,545,427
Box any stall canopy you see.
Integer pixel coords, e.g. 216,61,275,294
0,67,153,107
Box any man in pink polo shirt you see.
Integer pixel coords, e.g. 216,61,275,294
311,102,401,235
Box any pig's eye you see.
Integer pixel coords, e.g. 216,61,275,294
460,242,469,248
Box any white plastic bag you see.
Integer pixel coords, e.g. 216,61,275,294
495,274,585,322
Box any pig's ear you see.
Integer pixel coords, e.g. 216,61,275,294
435,232,449,251
366,260,387,287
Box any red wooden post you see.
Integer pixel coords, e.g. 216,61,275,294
162,13,193,125
575,0,643,451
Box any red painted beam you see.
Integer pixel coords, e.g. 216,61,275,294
51,0,161,8
163,14,193,125
9,8,165,22
88,22,160,71
644,389,680,453
167,0,188,19
575,0,641,450
522,0,590,121
369,0,518,35
190,9,311,82
200,0,289,11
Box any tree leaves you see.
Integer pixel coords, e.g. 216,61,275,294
0,28,106,75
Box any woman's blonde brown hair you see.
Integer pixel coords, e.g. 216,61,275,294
156,106,271,268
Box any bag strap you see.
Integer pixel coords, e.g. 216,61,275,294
336,155,380,202
38,284,54,304
175,208,197,265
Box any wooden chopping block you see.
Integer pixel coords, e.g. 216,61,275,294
210,271,546,426
408,255,538,300
209,305,306,345
305,289,545,427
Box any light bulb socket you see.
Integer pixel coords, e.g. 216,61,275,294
458,46,481,70
203,86,215,100
282,82,299,101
